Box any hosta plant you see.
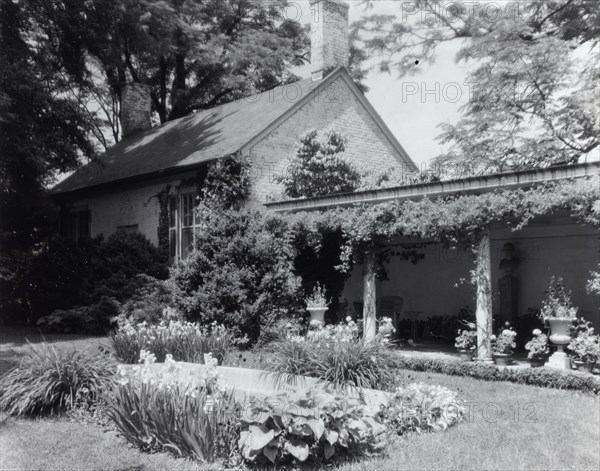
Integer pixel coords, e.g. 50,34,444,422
380,383,464,435
239,390,386,466
0,342,116,416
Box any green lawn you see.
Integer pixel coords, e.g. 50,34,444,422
1,332,598,471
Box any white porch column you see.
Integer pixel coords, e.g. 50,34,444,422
363,250,377,341
474,227,493,361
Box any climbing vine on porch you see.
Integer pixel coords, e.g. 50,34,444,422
279,176,600,274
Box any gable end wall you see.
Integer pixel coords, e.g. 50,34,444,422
245,76,410,207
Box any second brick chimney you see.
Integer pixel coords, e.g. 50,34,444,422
120,83,152,138
310,0,350,81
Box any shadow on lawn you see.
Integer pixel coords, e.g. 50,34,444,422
0,326,110,376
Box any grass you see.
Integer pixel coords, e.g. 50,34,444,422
0,417,212,471
339,369,600,471
1,331,598,470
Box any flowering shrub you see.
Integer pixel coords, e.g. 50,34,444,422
540,277,578,320
111,318,240,365
525,329,550,360
568,327,600,365
0,342,116,416
454,322,477,351
380,383,464,435
107,351,240,464
266,318,397,390
491,323,517,356
239,390,386,466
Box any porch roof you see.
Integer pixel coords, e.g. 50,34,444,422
265,161,600,213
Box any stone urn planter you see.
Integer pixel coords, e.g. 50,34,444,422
307,307,327,325
573,361,595,374
547,318,573,370
493,353,512,366
529,358,546,368
458,350,473,361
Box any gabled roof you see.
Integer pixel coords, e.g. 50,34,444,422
52,67,417,194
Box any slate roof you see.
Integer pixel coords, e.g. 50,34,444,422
53,75,324,193
52,68,416,194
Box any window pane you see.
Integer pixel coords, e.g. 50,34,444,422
169,196,177,229
169,229,177,259
181,228,193,259
182,194,194,228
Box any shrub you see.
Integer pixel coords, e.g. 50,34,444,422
111,318,239,365
169,205,303,343
0,342,116,416
393,355,600,394
14,231,169,327
36,296,120,334
239,390,386,466
117,275,175,325
380,383,464,435
274,129,362,199
107,353,240,464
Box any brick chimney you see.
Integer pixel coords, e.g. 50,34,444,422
120,83,152,137
310,0,350,81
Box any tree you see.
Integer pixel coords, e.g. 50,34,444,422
358,0,600,174
27,0,310,148
276,130,362,199
0,0,95,252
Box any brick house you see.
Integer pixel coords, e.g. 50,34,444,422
52,0,417,260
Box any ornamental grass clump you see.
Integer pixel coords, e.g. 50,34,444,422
0,342,116,417
106,351,240,464
111,317,239,365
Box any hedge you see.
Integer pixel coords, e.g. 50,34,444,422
394,355,600,394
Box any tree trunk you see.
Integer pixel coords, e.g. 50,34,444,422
363,250,377,341
474,228,493,361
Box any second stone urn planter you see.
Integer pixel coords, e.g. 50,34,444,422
547,318,573,370
307,307,327,326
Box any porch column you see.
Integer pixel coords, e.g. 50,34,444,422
363,249,377,341
474,227,493,361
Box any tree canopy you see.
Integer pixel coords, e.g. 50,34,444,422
358,0,600,174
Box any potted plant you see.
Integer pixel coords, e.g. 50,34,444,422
539,277,578,354
568,327,600,373
454,322,477,361
491,323,517,366
524,329,550,367
306,284,328,325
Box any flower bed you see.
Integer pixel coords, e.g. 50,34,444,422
110,349,465,466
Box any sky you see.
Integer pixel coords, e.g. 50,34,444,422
291,0,470,169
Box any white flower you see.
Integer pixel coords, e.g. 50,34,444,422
345,316,352,322
533,329,542,336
